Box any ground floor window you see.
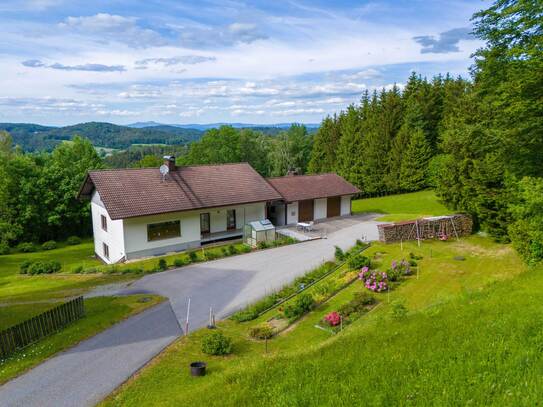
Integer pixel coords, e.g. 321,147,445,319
147,220,181,241
103,242,109,259
227,209,236,230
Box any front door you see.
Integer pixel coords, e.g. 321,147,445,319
298,199,314,222
200,213,210,235
226,209,236,230
327,196,341,218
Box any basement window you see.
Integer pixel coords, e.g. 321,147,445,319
147,220,181,241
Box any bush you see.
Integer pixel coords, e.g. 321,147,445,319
347,254,371,270
409,252,423,260
18,242,36,253
188,251,198,262
324,311,341,327
157,259,168,271
41,240,57,251
67,236,82,245
239,244,252,253
334,246,345,262
338,291,376,317
227,244,238,256
390,300,408,319
205,250,220,260
174,257,189,267
0,242,10,255
359,268,388,292
249,323,274,339
27,260,61,275
201,331,233,355
221,246,229,256
73,265,84,274
284,293,315,320
19,260,33,274
257,241,269,249
231,309,259,322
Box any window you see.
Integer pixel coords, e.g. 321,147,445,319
227,209,236,230
101,214,107,231
103,243,109,259
147,220,181,241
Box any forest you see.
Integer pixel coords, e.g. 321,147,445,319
0,0,540,264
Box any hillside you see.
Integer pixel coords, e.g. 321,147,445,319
0,122,203,151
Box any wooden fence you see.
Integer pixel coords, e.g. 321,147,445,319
0,296,85,359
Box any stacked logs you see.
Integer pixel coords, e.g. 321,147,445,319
378,214,473,243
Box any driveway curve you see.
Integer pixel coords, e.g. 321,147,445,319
0,214,383,407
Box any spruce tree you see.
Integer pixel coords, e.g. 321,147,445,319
399,128,433,191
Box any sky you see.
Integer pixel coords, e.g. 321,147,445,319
0,0,490,126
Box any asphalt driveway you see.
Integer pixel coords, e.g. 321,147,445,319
0,214,383,407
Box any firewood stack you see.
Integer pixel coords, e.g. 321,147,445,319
377,214,473,243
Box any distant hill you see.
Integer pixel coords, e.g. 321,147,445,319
0,122,203,151
127,122,321,131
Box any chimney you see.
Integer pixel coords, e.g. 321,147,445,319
163,155,176,172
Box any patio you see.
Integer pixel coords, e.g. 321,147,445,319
277,213,382,242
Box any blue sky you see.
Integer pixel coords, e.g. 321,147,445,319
0,0,489,126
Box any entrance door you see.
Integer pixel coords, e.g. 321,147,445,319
298,199,314,222
226,209,236,230
200,213,210,235
327,196,341,218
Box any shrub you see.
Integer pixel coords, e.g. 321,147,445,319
227,244,238,256
338,291,376,317
73,265,84,274
205,250,220,260
390,300,408,319
239,244,252,253
188,251,198,262
231,309,259,322
201,331,233,355
0,242,10,255
257,241,269,249
19,260,33,274
67,236,82,245
284,293,315,320
388,259,412,282
249,323,274,339
347,254,371,270
359,267,388,292
174,258,189,267
221,246,229,256
409,259,418,267
41,240,57,251
157,259,168,271
324,311,341,327
409,252,423,260
27,260,61,275
334,246,345,262
18,242,36,253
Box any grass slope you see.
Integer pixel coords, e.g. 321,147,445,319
0,295,163,384
352,190,450,221
103,236,536,406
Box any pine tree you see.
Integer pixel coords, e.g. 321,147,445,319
307,115,340,173
399,128,433,191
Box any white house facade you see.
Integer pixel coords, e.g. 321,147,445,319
79,159,360,264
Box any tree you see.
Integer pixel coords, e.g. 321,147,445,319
399,128,433,191
308,115,340,174
268,124,312,176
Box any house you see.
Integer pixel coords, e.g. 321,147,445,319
78,157,360,264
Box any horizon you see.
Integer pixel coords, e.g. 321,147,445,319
0,0,489,126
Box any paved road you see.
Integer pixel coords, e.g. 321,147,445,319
0,214,382,407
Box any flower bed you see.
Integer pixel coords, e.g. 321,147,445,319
318,291,378,333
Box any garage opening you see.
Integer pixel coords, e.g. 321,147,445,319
298,199,314,222
327,196,341,218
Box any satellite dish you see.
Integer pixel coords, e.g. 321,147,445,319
159,164,169,181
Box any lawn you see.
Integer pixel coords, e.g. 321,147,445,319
0,294,163,384
102,235,537,406
352,190,450,221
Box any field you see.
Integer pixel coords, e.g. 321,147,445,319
0,294,163,384
352,190,450,221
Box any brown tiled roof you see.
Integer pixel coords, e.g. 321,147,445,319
79,163,283,220
266,173,360,202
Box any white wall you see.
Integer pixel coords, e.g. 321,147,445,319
341,195,353,216
122,202,266,258
91,191,125,264
314,198,327,220
287,202,299,224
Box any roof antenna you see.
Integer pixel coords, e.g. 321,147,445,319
159,163,169,182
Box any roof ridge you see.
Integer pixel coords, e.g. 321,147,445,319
266,172,338,180
89,162,252,173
